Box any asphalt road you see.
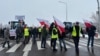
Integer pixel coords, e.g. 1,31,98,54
0,38,100,56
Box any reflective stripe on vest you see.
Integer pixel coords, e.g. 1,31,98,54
72,26,81,37
24,28,29,36
51,28,58,39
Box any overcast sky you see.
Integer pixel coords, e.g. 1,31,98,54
0,0,98,26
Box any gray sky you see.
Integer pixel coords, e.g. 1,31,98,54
0,0,98,26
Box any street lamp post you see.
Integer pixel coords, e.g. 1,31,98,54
59,1,67,22
96,0,100,32
97,0,99,12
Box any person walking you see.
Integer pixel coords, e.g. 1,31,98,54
38,27,42,39
41,25,48,48
2,27,10,48
86,23,96,47
59,32,67,51
49,23,54,47
51,24,58,51
32,27,37,44
23,25,30,44
16,27,22,44
70,22,83,54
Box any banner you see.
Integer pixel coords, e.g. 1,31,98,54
15,15,25,20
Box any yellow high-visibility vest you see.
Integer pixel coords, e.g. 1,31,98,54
72,26,81,37
51,28,58,39
24,28,29,36
38,28,42,32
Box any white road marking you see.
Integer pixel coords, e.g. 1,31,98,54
6,42,22,53
56,41,71,48
37,41,44,50
23,38,32,56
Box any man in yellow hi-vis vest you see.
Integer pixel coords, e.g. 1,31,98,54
71,22,83,54
38,27,42,39
23,25,30,44
51,24,58,51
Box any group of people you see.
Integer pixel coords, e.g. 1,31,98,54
1,21,96,55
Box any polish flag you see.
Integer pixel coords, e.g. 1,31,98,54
43,20,50,28
37,18,50,28
83,20,92,28
37,18,45,25
53,16,65,34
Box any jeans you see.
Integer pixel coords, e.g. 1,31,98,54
16,35,21,43
23,36,30,44
41,37,46,48
87,35,94,47
73,37,80,53
59,38,67,50
33,35,36,44
51,38,57,50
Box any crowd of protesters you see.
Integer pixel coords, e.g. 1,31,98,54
0,21,97,55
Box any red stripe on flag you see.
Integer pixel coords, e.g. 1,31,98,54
40,21,45,25
53,16,65,34
37,18,50,29
83,20,92,28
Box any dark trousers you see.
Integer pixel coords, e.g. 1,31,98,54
41,37,46,48
87,35,94,47
33,35,36,44
51,39,53,47
3,41,10,48
16,35,21,43
59,38,67,50
51,38,57,50
23,36,30,44
38,32,41,39
73,37,80,53
82,34,85,38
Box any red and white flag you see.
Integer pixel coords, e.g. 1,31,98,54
83,20,92,28
53,16,65,34
43,20,50,28
37,18,45,26
37,18,50,28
